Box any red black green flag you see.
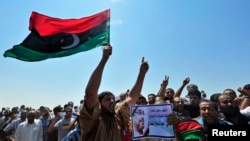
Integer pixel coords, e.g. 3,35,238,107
3,9,110,61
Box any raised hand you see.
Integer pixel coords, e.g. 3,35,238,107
102,44,112,59
167,113,180,126
238,86,248,96
183,77,190,86
237,87,244,94
140,57,149,74
161,75,169,87
126,57,149,106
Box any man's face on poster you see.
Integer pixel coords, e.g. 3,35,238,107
134,116,145,134
133,108,145,135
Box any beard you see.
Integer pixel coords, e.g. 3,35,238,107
219,106,239,117
107,109,115,115
107,105,115,115
101,107,115,116
28,119,34,124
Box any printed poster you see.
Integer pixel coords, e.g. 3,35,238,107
130,104,175,140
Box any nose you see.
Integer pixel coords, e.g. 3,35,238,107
204,109,209,113
227,102,233,106
110,98,115,103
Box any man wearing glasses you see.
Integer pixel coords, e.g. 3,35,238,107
48,106,75,141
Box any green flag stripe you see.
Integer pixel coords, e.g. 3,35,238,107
4,29,109,61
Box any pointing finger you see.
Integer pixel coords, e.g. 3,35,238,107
142,57,144,63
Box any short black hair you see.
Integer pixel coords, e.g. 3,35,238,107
98,91,115,102
243,84,250,89
138,95,147,103
186,84,198,91
223,88,236,95
201,99,219,111
210,93,222,103
188,89,201,99
148,93,156,97
53,105,63,113
166,88,175,92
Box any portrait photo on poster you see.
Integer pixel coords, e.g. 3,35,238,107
130,104,175,140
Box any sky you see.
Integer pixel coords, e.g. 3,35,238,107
1,0,250,110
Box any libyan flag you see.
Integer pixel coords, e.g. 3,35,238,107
3,9,110,61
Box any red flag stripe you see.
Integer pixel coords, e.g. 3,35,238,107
29,9,110,36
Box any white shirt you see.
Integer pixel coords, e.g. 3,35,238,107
15,119,43,141
240,106,250,119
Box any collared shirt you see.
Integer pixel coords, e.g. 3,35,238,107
40,116,52,141
78,101,130,141
3,118,24,136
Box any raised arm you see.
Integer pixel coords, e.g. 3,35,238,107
239,86,250,110
156,75,169,100
125,57,149,106
237,87,247,96
84,45,112,111
173,77,190,98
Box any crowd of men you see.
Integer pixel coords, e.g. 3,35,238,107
1,45,250,141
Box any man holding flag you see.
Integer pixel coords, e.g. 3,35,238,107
3,8,150,141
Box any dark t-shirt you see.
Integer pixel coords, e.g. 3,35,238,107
225,113,250,124
184,104,200,118
47,118,58,141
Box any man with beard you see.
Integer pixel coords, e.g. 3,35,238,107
77,45,149,141
171,77,201,118
14,110,43,141
172,97,192,122
183,89,202,118
217,94,250,124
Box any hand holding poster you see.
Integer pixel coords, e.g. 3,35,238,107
130,104,175,140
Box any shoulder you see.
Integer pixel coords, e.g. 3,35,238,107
18,121,28,127
240,106,250,118
34,119,42,124
79,102,100,117
116,100,130,112
193,115,201,120
218,119,233,125
70,118,75,122
194,116,203,124
13,118,21,123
